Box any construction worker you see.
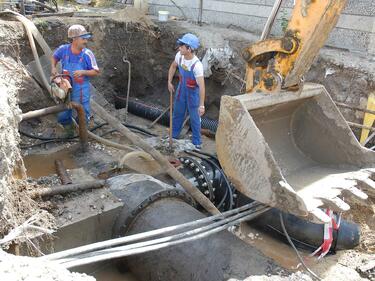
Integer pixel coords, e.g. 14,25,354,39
168,33,205,149
50,24,99,136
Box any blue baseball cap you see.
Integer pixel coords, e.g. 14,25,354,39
177,33,200,50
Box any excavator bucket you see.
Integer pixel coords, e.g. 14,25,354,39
216,83,375,223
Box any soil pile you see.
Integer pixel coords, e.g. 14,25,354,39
344,196,375,253
0,250,95,281
0,55,54,242
111,6,157,35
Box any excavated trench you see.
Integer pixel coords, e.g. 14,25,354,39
1,10,375,281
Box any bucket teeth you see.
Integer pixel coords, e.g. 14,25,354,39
356,178,375,196
317,197,350,213
364,168,375,180
341,186,368,201
308,208,331,224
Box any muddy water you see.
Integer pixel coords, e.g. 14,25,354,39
238,223,315,270
92,265,138,281
23,149,77,178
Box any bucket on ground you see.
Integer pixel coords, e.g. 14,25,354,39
158,11,169,22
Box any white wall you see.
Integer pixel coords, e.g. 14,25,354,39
148,0,375,54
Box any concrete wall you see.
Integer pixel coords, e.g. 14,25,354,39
148,0,375,54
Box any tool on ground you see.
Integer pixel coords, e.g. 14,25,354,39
148,105,170,128
216,0,375,224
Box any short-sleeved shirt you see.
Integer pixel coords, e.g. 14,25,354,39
175,51,203,79
53,44,99,72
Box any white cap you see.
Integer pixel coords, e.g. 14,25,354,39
68,24,92,39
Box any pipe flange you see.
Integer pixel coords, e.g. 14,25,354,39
180,156,215,201
114,189,196,238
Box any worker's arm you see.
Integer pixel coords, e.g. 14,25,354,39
50,56,58,78
168,61,178,94
73,69,100,78
73,50,100,78
196,76,205,116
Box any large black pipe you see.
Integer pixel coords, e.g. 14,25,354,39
114,96,219,132
252,208,360,251
109,175,283,281
179,153,360,252
236,193,360,252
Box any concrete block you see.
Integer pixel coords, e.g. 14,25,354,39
327,27,370,52
344,0,375,16
203,10,266,34
265,0,294,8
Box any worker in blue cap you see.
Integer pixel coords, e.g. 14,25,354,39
168,33,205,149
51,24,100,136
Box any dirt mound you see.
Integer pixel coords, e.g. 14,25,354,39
0,250,94,281
110,7,158,36
344,196,375,253
0,55,55,246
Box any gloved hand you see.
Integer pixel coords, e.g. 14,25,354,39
51,77,72,101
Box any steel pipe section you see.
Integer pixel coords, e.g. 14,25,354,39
108,175,280,281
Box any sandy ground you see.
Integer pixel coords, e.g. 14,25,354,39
0,250,94,281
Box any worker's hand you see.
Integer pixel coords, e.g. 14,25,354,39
73,70,86,78
50,68,58,81
168,82,175,94
198,105,205,116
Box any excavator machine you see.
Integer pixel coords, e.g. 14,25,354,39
216,0,375,223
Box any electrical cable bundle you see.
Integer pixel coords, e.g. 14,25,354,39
40,202,270,268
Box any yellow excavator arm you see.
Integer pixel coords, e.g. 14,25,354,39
243,0,347,93
216,0,375,223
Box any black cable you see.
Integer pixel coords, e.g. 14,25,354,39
265,224,317,251
216,176,229,210
279,213,322,281
191,150,234,210
19,122,107,141
123,123,157,137
100,127,153,138
20,138,78,149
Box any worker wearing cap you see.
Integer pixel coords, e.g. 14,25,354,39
168,33,205,149
51,24,99,134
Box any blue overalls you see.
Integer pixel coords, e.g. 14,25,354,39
57,47,91,125
172,58,201,145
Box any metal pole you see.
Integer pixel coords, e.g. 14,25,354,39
148,105,170,129
261,0,283,40
198,0,203,25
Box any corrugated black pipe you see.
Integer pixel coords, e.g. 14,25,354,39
115,96,219,132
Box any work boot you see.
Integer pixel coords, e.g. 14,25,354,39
63,124,75,138
194,144,202,150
